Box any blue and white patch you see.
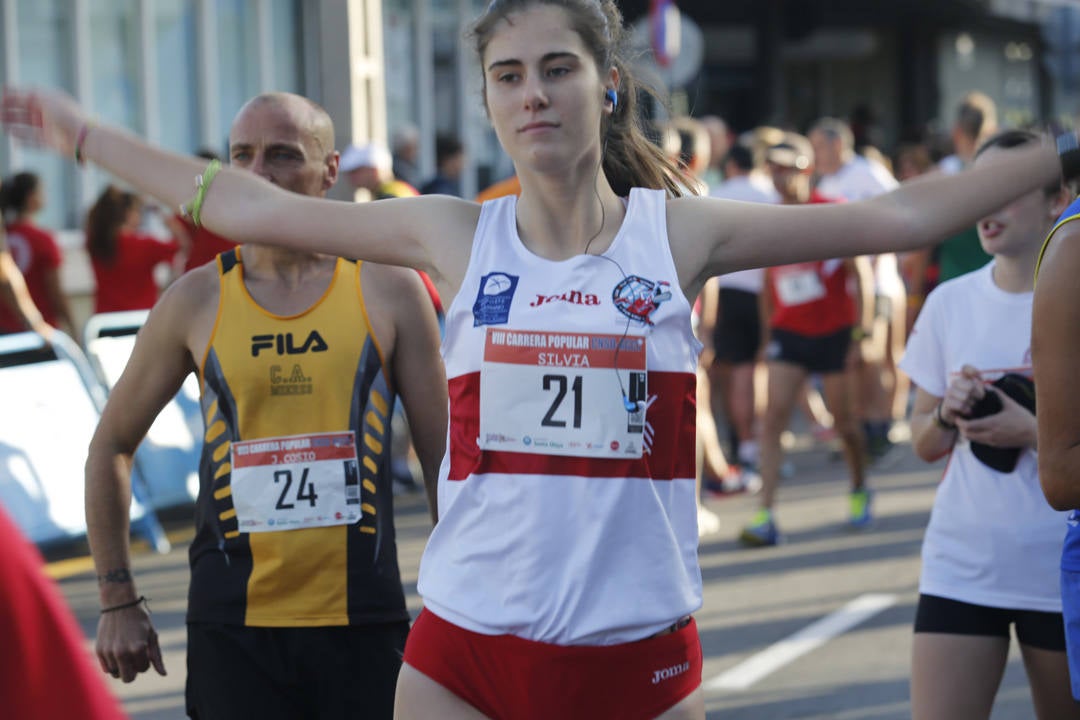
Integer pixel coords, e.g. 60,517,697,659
473,272,519,326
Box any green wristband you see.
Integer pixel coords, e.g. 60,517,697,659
189,159,222,228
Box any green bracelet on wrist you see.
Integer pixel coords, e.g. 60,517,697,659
186,159,222,228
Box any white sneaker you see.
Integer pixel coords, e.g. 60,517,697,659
698,505,722,538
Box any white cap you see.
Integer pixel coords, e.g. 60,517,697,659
340,142,392,173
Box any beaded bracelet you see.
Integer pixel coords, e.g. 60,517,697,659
100,595,150,615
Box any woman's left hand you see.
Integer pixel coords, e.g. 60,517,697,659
955,387,1037,449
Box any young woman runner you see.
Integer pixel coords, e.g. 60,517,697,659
5,2,1077,716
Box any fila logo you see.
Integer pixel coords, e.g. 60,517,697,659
251,331,329,357
651,661,690,684
529,290,601,307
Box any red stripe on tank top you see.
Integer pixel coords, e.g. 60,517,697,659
446,371,697,481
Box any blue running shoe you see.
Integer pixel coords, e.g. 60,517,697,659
739,509,779,547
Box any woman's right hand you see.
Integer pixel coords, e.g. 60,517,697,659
940,364,985,425
1,87,89,158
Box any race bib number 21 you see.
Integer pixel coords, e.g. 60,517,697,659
478,329,647,459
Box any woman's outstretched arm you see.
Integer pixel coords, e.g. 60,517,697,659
669,141,1061,282
2,88,477,291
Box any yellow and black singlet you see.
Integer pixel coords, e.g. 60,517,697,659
1035,196,1080,284
189,248,405,627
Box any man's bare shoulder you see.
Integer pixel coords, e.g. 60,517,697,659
144,262,221,356
358,262,441,358
157,263,220,314
360,262,430,304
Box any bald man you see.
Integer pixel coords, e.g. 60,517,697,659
85,93,447,719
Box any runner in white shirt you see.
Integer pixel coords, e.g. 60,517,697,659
900,129,1076,719
707,144,779,478
667,115,723,534
811,117,907,460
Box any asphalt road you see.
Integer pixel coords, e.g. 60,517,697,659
55,434,1047,719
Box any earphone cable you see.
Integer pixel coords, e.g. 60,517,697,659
583,136,638,411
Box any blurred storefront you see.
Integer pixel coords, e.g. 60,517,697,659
0,0,390,229
618,0,1052,148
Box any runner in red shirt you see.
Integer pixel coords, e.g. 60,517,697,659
179,217,235,272
0,503,128,720
0,172,74,334
86,186,182,313
740,135,874,546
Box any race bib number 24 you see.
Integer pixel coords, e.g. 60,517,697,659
230,431,361,532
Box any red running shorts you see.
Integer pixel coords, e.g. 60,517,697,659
403,609,703,719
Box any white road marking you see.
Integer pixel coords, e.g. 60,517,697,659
705,592,898,692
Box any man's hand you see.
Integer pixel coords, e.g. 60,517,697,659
95,604,167,683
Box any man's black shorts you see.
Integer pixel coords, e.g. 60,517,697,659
713,287,761,365
186,620,409,719
765,326,852,374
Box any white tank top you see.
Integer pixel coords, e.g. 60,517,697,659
417,188,703,645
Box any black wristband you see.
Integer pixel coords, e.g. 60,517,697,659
1057,132,1080,182
933,402,957,431
100,595,149,614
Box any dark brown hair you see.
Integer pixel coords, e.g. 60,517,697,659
86,186,140,263
469,0,693,197
974,129,1072,197
956,91,998,143
0,172,40,218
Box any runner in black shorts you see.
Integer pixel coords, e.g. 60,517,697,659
707,282,763,477
915,595,1066,651
707,144,777,473
713,286,761,365
186,622,410,718
740,134,874,546
766,326,849,375
902,130,1076,719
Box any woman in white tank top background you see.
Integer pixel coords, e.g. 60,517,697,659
900,129,1076,720
6,1,1077,717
